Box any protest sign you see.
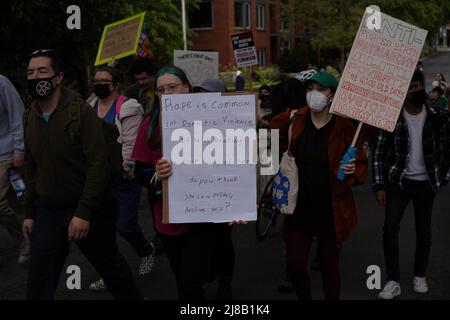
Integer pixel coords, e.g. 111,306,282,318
173,50,219,87
231,32,258,68
161,92,258,223
94,12,146,66
330,6,428,132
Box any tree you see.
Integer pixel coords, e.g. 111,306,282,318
0,0,198,98
286,0,450,70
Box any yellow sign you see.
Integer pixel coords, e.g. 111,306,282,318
94,12,146,66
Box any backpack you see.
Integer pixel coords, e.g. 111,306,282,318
23,96,128,186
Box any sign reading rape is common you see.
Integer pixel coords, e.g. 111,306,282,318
173,50,219,87
161,93,257,224
95,12,146,66
330,7,428,132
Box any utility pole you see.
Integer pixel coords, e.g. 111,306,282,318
181,0,187,50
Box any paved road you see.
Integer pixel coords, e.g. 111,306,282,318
423,48,450,92
1,51,450,301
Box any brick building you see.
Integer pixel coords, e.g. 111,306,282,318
188,0,282,69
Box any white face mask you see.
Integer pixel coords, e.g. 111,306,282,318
306,90,330,112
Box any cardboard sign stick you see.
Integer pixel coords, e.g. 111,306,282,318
248,66,254,92
351,122,364,147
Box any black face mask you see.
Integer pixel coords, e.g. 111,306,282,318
406,88,427,106
27,75,58,99
93,83,112,99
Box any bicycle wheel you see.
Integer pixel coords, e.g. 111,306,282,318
256,175,279,240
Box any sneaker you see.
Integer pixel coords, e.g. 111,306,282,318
89,278,107,292
413,277,428,293
138,252,155,276
378,281,401,300
17,238,30,264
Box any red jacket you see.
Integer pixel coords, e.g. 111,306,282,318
270,107,368,247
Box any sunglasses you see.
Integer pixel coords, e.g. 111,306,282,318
29,49,58,59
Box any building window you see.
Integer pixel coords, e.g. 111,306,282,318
257,3,265,30
280,39,290,52
189,0,213,29
280,19,288,32
257,49,266,66
235,1,251,28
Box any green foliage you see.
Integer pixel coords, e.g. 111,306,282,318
289,0,450,68
279,41,314,72
253,66,280,85
0,0,199,98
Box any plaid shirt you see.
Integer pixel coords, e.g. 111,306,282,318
372,104,450,192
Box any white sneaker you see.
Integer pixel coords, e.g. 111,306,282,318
138,253,155,276
17,238,30,264
413,277,428,293
378,281,401,300
89,278,107,292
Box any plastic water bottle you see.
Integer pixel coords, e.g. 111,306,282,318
337,146,357,181
7,167,26,200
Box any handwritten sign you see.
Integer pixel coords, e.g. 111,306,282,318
94,12,146,66
161,93,257,223
231,32,258,68
330,7,428,132
173,50,219,87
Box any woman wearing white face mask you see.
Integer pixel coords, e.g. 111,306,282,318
269,71,368,300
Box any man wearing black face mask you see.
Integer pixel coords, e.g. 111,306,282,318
372,71,450,300
23,49,143,300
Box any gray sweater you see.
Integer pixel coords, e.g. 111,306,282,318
0,75,24,161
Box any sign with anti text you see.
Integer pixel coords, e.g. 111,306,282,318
330,6,428,132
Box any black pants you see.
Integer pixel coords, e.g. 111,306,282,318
283,224,340,300
114,179,152,257
209,224,235,283
384,179,436,282
161,224,217,300
27,202,143,300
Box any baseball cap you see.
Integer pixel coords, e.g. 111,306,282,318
193,78,227,93
306,71,338,91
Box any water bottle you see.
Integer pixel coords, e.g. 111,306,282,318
337,146,357,181
7,167,26,200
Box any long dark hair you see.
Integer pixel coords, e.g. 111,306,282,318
146,66,192,149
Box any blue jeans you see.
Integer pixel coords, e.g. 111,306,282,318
114,179,152,257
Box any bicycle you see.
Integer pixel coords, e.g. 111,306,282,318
256,174,282,240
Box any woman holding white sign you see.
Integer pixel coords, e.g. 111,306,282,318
269,71,368,300
133,66,235,300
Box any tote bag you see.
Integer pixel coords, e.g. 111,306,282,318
272,110,298,215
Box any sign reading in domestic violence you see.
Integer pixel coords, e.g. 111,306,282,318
94,12,146,66
173,50,219,87
330,7,428,132
231,32,258,68
161,93,257,223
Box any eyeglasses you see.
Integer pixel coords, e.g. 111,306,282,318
29,49,57,58
156,82,184,95
93,79,113,85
